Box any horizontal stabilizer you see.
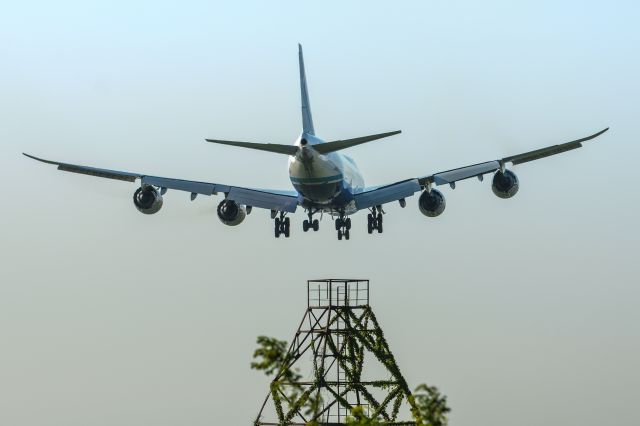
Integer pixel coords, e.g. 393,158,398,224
205,139,298,156
314,130,401,155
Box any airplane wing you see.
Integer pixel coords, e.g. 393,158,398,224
23,153,299,212
354,128,608,210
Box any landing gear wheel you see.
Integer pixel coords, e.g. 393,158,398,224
284,217,290,238
274,217,281,238
367,208,384,235
336,213,351,240
303,220,309,232
274,213,290,238
312,219,319,231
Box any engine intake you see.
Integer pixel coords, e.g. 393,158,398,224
492,169,519,199
133,186,163,214
217,200,246,226
419,189,446,217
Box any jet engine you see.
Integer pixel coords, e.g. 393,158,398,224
133,186,163,214
217,199,246,226
492,169,519,199
419,189,446,217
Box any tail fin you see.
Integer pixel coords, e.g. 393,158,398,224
298,44,315,135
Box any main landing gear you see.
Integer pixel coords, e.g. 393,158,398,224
274,212,290,238
367,207,383,234
302,210,319,232
335,213,352,240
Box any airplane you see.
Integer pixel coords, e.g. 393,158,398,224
24,44,608,240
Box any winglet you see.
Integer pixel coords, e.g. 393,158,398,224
298,44,315,135
23,152,57,164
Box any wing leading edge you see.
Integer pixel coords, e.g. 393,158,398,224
355,128,609,209
419,127,608,187
23,153,299,213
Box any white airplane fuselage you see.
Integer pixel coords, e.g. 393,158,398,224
288,132,365,213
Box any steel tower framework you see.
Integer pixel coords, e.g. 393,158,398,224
255,279,422,426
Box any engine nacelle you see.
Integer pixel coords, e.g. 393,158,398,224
133,186,163,214
492,169,519,199
217,200,246,226
419,189,446,217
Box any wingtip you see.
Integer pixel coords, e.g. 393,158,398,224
22,152,59,165
576,127,610,145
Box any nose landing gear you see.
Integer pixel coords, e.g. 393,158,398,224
367,206,383,234
274,212,290,238
335,214,351,240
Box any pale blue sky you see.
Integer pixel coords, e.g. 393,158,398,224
1,1,639,425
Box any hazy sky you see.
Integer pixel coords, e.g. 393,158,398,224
1,1,639,425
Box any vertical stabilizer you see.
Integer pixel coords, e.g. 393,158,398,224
298,44,315,135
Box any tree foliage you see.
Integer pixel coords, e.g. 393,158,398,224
251,336,298,379
251,336,322,420
413,384,450,426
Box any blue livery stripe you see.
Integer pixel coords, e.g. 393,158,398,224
290,174,343,184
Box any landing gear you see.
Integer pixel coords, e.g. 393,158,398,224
335,214,351,240
274,212,290,238
367,207,383,234
302,210,320,232
303,219,319,232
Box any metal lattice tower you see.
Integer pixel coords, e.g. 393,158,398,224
255,279,422,426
